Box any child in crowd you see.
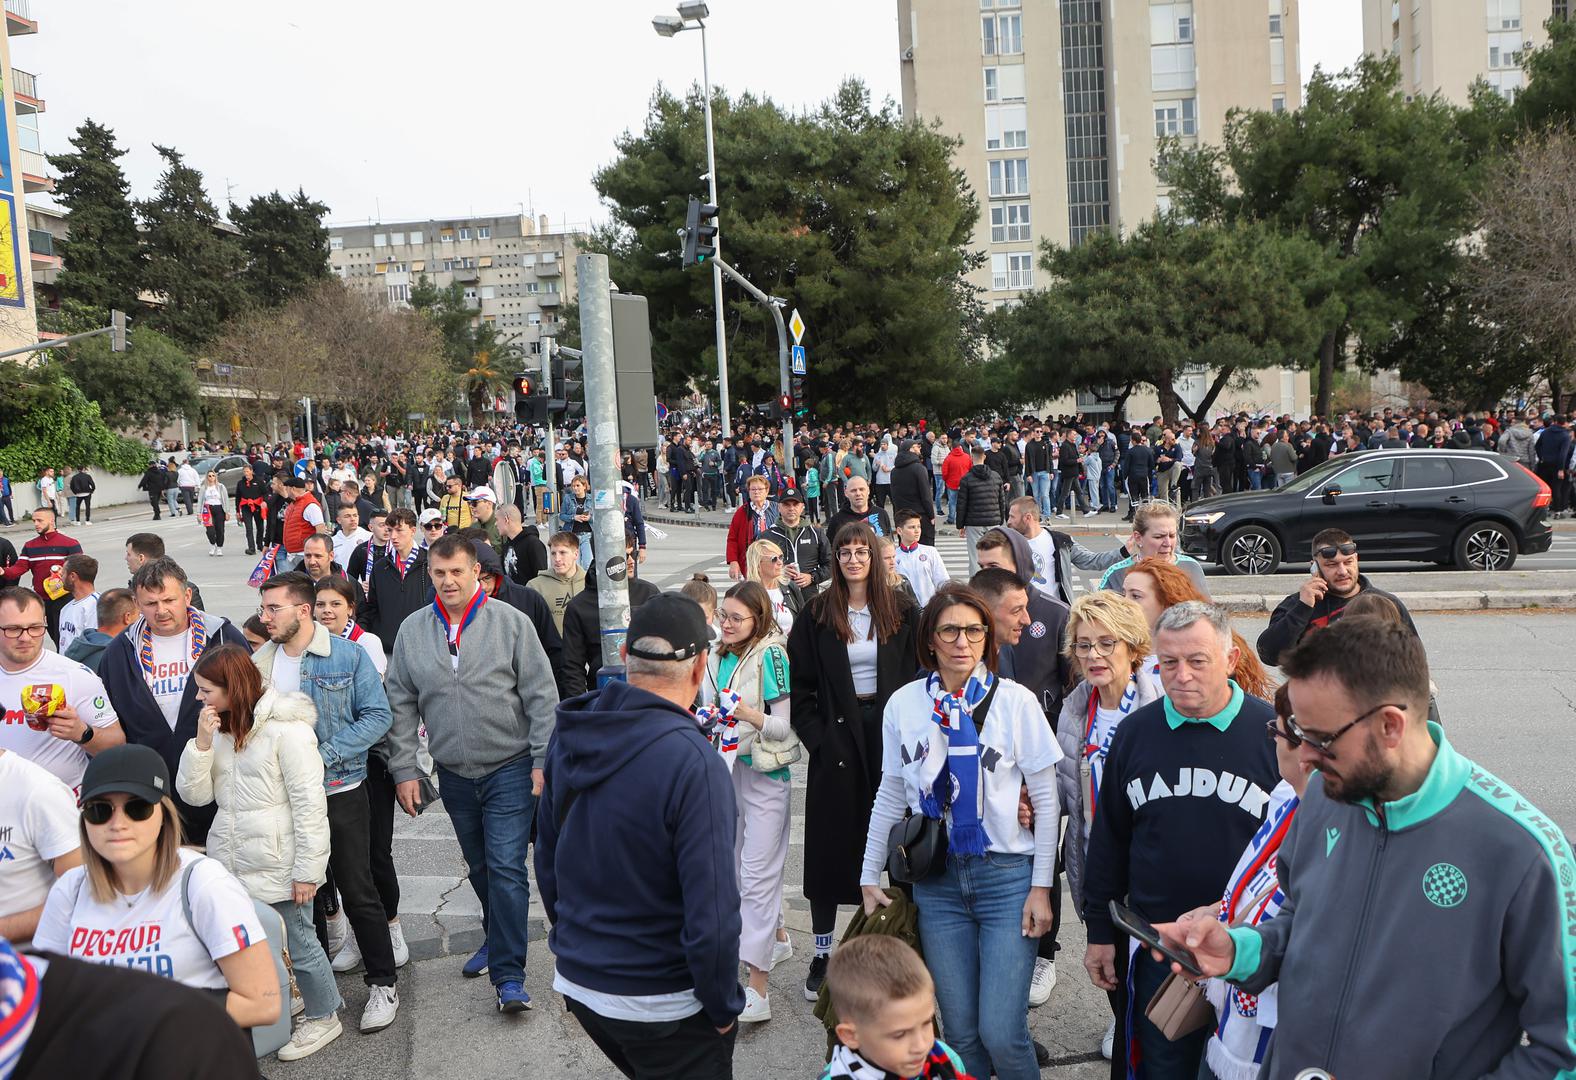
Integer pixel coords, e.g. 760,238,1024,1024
892,509,950,608
821,936,973,1080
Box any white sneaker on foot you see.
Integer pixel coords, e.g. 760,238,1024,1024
1028,957,1057,1007
388,921,410,968
1055,513,1071,520
1102,1019,1115,1060
277,1013,343,1061
331,933,363,973
739,986,771,1023
1084,509,1100,517
770,935,793,967
360,985,399,1033
325,909,349,956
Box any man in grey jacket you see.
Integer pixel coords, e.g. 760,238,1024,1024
385,533,558,1015
1155,617,1576,1080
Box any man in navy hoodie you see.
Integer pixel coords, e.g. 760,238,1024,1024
535,593,742,1078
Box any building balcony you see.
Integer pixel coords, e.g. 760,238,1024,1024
536,291,561,308
534,256,562,277
12,68,41,113
27,227,59,268
5,0,36,36
19,148,52,193
450,266,479,283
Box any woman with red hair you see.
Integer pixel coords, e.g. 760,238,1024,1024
1120,557,1274,700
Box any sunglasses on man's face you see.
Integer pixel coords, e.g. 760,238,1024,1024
1314,542,1358,561
82,797,159,826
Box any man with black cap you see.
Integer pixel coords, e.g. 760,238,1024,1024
536,592,743,1077
763,491,830,593
561,530,661,697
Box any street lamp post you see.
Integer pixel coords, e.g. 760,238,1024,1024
653,1,731,439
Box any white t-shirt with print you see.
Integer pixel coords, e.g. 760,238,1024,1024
0,751,80,922
1022,529,1058,599
33,848,267,990
58,593,99,655
0,651,120,792
146,629,192,730
765,587,793,635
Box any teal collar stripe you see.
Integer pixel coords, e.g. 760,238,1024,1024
1163,681,1244,733
1358,722,1468,831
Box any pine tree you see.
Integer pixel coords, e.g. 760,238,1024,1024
46,120,144,315
230,188,331,308
137,145,245,346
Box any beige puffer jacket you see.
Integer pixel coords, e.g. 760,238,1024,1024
176,689,329,904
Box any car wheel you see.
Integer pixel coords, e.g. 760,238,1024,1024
1222,526,1282,576
1453,522,1517,572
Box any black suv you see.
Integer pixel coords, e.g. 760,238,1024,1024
1181,448,1554,575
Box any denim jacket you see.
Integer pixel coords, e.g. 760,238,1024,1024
252,624,392,791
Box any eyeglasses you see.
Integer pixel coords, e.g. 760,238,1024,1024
935,623,988,643
1073,637,1121,657
1314,542,1358,561
718,611,755,626
1282,703,1403,757
837,548,871,563
0,624,48,640
763,554,784,564
82,797,159,826
256,603,307,617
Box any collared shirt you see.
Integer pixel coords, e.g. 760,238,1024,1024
1163,681,1245,732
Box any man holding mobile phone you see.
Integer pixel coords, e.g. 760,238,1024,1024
1255,529,1416,666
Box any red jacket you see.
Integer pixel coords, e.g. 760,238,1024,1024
725,501,778,570
941,447,973,492
1,529,82,595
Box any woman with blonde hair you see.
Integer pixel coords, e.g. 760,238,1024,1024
746,537,803,634
1122,557,1274,700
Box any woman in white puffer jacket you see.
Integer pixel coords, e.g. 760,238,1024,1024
177,643,345,1060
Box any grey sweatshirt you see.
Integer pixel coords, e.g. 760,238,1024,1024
1225,724,1576,1079
385,592,558,781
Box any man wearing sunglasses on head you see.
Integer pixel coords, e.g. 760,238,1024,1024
1255,529,1416,666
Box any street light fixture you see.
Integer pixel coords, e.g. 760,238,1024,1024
652,1,732,437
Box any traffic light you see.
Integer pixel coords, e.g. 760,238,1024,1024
110,309,128,353
551,351,585,421
513,372,547,424
791,376,808,418
681,197,719,267
513,375,534,397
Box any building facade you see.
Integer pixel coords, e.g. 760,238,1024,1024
328,213,579,365
1362,0,1565,104
0,0,49,348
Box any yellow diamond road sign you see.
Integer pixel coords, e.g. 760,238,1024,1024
788,308,806,345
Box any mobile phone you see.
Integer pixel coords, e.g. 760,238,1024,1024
1309,561,1319,577
1108,900,1205,977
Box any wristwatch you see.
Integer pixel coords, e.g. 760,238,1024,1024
77,724,94,745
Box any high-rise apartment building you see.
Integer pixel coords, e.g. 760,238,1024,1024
328,213,580,362
896,0,1309,417
1362,0,1565,104
0,0,50,348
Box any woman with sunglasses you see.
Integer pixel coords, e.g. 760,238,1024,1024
176,644,341,1059
745,538,802,634
32,744,280,1031
858,583,1061,1080
787,521,918,1002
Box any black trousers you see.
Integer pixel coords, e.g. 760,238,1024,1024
366,753,401,919
204,506,226,547
241,509,264,552
147,491,163,519
320,786,397,986
1537,462,1569,514
75,494,91,522
566,999,737,1080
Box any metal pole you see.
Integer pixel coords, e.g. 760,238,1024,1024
712,257,793,480
698,22,731,439
541,337,556,521
577,254,632,684
303,397,314,449
0,324,113,360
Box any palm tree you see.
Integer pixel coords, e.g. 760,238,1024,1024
462,324,522,423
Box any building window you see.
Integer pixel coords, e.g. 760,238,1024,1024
373,234,387,248
984,67,999,101
980,0,1020,7
990,252,1034,290
988,157,1030,196
1152,44,1197,90
1150,3,1193,44
1487,68,1524,98
1153,98,1197,137
528,312,542,327
985,65,1027,102
546,281,559,293
409,230,423,245
329,236,343,251
989,201,1032,242
387,283,410,303
1270,37,1286,84
478,226,491,239
480,286,497,300
985,104,1029,150
523,254,538,267
15,112,40,154
391,232,405,245
1268,0,1283,36
1487,0,1521,28
1488,30,1523,68
527,282,541,293
1271,93,1287,113
458,227,471,241
982,12,1022,55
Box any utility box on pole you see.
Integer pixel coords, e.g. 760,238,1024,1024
611,293,659,448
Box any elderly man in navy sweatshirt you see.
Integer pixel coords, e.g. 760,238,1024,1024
536,593,742,1078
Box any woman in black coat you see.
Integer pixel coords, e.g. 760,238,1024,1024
788,519,919,1001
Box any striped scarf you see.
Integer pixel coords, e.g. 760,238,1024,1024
0,941,39,1080
393,545,420,580
138,610,207,682
1083,675,1140,819
341,621,363,642
919,664,995,858
821,1041,973,1079
361,542,388,589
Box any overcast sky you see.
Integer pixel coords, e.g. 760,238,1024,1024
23,0,1363,231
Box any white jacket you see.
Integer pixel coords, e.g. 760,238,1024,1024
176,689,330,904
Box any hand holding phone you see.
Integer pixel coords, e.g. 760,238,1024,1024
1298,568,1328,609
1109,900,1206,978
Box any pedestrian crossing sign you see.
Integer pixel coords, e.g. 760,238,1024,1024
791,344,807,375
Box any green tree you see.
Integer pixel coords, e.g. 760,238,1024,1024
585,79,983,421
46,119,144,315
137,145,246,346
229,189,332,308
0,360,150,478
409,274,521,421
61,324,200,430
1511,16,1576,132
1166,56,1482,417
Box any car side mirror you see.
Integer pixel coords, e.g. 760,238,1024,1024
1322,487,1341,504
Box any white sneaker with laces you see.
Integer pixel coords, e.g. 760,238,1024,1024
389,921,410,968
360,985,399,1033
739,986,771,1023
1084,509,1100,517
278,1013,343,1061
770,935,793,967
1101,1019,1115,1060
331,933,363,974
325,909,348,957
1028,957,1057,1007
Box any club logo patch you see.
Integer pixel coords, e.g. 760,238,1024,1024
1028,621,1047,639
1422,862,1468,908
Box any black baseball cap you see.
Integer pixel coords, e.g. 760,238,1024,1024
283,473,307,489
79,744,171,805
778,491,804,504
626,594,710,661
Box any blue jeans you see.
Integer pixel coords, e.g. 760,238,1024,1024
1131,950,1207,1078
1247,470,1263,490
439,758,537,986
914,853,1038,1080
933,471,946,512
165,488,180,515
575,532,592,569
1102,468,1118,509
946,488,957,524
1032,471,1053,517
271,899,343,1020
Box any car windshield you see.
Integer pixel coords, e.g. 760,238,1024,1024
1272,455,1365,495
192,457,220,474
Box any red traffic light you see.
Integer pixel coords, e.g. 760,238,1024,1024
514,376,534,396
778,393,792,411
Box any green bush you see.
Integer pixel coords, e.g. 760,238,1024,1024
0,366,151,480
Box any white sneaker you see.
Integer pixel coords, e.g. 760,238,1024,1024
216,548,223,557
388,921,410,968
1055,513,1071,520
277,1013,343,1061
1101,1019,1115,1060
331,933,363,973
1028,957,1057,1007
325,909,349,957
739,986,771,1023
770,935,793,967
360,985,399,1033
1084,510,1100,517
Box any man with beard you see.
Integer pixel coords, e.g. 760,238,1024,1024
1155,617,1576,1080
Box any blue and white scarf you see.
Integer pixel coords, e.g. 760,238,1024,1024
918,664,996,858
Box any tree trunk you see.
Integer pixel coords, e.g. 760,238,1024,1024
1103,382,1135,424
1552,372,1563,416
1315,329,1339,419
1155,369,1181,428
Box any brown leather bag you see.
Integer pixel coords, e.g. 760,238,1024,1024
1145,970,1215,1041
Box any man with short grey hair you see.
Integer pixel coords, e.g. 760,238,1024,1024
536,593,743,1076
1080,600,1279,1078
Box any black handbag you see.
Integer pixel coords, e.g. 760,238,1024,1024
886,808,948,884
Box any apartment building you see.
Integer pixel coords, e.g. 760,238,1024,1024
1363,0,1567,104
328,213,579,360
0,0,49,348
896,0,1309,419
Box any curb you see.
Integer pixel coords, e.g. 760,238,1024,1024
1217,590,1576,615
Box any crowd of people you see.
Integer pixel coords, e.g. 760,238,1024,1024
0,405,1571,1080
